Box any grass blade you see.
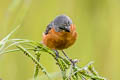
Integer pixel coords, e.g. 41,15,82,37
0,25,21,54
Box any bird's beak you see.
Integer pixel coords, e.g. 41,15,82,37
64,26,70,32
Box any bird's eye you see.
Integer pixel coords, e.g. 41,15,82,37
68,21,69,24
67,21,71,26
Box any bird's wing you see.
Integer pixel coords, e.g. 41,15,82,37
44,21,53,35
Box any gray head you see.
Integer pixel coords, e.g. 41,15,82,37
53,15,73,32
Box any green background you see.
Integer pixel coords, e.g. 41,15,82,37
0,0,120,80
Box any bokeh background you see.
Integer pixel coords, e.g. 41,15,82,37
0,0,120,80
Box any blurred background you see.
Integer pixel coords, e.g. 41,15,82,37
0,0,120,80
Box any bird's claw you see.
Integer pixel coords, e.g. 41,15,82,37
53,50,60,59
70,59,79,66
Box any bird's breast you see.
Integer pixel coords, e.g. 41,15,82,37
42,24,77,50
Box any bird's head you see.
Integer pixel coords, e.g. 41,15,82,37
53,15,73,32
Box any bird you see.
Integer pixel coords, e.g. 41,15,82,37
42,15,77,64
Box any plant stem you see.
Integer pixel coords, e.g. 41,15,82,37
16,45,51,79
34,51,41,80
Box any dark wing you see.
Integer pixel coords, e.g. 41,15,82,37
44,21,53,35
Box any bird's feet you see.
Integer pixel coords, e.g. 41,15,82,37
53,50,79,66
69,59,79,66
62,50,79,66
53,50,60,59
